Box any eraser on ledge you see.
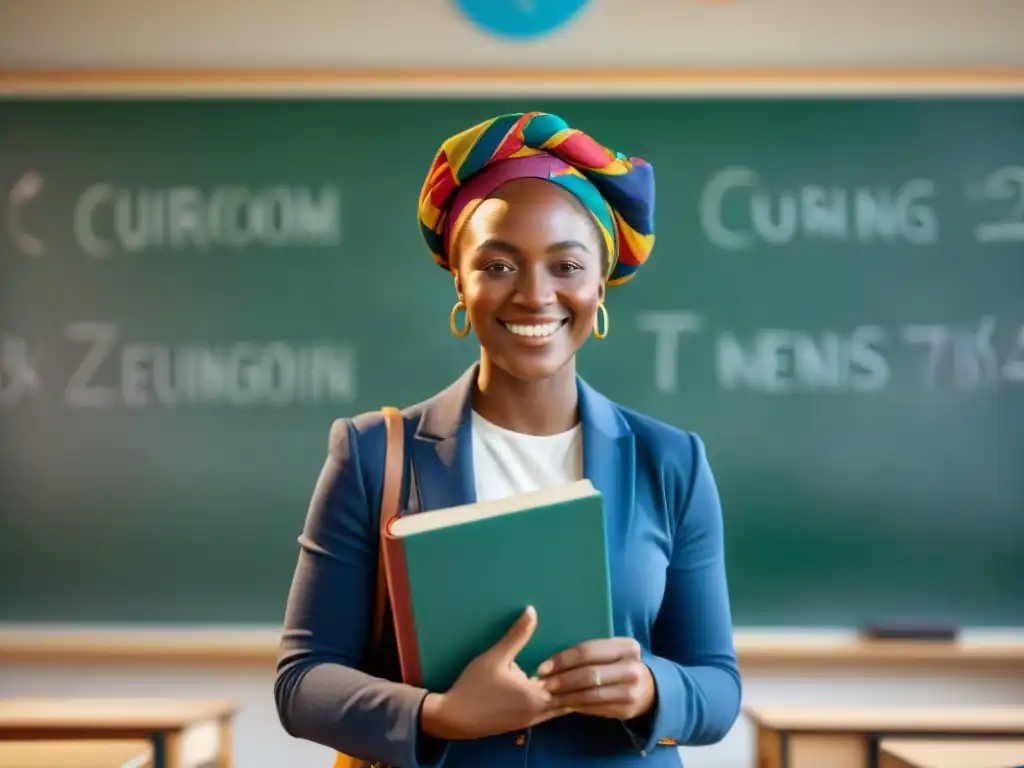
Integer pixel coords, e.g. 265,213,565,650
859,623,961,642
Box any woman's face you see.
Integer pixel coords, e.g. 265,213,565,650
453,178,606,382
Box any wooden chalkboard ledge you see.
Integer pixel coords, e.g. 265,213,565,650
2,67,1024,97
1,626,1023,670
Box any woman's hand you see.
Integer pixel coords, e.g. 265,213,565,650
536,637,656,721
420,606,569,740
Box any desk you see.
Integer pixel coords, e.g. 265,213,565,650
0,699,238,768
880,738,1024,768
2,629,1023,768
746,706,1024,768
0,739,153,768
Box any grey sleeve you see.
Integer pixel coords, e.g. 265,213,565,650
274,417,449,767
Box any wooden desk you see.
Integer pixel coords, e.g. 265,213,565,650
0,740,153,768
880,738,1024,768
746,706,1024,768
0,699,238,768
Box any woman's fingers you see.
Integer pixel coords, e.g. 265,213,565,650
536,637,641,677
541,661,637,696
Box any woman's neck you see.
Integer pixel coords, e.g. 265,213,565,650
472,354,579,436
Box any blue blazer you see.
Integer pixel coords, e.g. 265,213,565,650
275,364,742,767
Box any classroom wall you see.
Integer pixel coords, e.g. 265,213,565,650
2,3,1023,768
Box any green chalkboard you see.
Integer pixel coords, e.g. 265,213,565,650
0,97,1022,627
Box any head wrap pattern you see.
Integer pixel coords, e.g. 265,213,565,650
417,112,655,286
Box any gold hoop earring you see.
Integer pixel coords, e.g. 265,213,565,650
593,302,609,340
449,299,471,338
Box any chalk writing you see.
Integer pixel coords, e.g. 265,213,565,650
6,171,45,257
636,311,704,394
0,334,43,407
900,316,1024,390
971,165,1024,243
63,322,357,407
73,184,342,257
699,166,939,250
639,312,1024,395
715,326,890,393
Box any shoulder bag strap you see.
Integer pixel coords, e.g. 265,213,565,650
331,406,403,768
370,406,404,650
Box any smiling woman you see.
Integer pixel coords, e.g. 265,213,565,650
274,112,743,768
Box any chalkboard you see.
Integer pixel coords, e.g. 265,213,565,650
1,96,1021,627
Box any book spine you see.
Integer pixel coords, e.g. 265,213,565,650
381,525,424,687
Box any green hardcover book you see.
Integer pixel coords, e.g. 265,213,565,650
380,479,614,691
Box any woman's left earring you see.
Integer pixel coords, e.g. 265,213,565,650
450,299,471,337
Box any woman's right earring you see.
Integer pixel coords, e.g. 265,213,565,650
450,299,471,337
593,301,609,340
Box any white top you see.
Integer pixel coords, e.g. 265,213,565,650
470,410,583,502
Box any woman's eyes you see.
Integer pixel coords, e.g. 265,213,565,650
483,261,514,275
481,261,583,276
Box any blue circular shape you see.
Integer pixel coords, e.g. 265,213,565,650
453,0,591,40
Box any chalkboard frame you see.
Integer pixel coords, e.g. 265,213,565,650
2,69,1022,632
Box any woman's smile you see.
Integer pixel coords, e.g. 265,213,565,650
499,317,571,343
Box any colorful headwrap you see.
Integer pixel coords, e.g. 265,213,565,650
417,112,655,287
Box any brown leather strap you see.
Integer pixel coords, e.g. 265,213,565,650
371,406,404,650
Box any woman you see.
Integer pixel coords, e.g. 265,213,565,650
275,112,742,767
